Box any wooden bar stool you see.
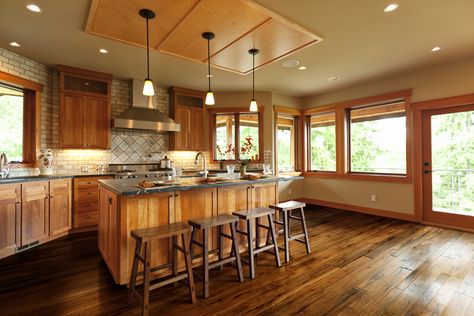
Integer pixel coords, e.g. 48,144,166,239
188,214,244,298
128,222,196,316
232,208,281,279
269,201,311,263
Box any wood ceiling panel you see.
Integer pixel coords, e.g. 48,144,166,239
85,0,322,74
211,19,320,74
86,0,200,48
158,0,269,63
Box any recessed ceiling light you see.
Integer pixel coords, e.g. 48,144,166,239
282,60,300,68
298,66,307,70
384,3,399,12
9,42,21,47
26,4,41,13
99,48,108,54
431,46,441,52
328,77,339,82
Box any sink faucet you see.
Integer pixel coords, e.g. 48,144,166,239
194,152,208,178
0,153,9,179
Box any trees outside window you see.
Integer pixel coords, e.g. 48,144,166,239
0,84,24,161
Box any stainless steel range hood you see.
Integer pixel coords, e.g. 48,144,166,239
113,79,180,132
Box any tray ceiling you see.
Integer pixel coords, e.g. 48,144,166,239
86,0,322,75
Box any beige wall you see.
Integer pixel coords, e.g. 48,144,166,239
300,55,474,215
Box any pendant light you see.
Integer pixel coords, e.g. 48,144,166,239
202,32,215,105
140,9,155,96
248,48,259,112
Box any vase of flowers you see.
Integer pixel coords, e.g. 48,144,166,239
239,137,254,176
216,144,235,170
38,149,53,175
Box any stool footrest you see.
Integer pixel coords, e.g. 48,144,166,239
191,240,203,248
220,232,233,240
256,223,270,230
254,244,275,254
293,238,307,244
208,256,237,269
149,273,189,291
274,221,284,226
236,228,247,235
289,215,302,220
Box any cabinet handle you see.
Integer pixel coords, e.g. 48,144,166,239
108,197,112,205
50,195,54,198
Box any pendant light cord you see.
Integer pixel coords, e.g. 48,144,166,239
146,16,150,79
252,52,255,100
207,37,211,91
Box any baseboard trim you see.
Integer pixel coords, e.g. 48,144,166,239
295,197,417,222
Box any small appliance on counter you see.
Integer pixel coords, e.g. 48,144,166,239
109,163,174,179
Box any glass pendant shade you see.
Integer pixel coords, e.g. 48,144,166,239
249,99,258,112
205,91,215,105
143,78,155,96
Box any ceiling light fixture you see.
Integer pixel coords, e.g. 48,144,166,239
384,3,399,12
99,48,108,54
249,48,259,112
431,46,441,52
139,9,155,96
26,4,41,13
202,32,215,106
9,42,21,47
282,60,299,68
328,77,339,81
298,66,307,70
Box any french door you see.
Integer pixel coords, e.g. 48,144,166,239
422,104,474,229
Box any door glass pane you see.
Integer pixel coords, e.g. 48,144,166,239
277,116,295,172
239,114,259,160
431,110,474,215
0,85,24,162
310,112,336,171
215,114,235,160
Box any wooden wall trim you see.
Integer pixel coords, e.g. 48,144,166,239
295,197,417,222
0,70,44,91
412,93,474,110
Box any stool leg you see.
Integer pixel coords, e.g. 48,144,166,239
255,216,261,251
300,207,311,254
247,219,256,279
230,222,244,282
172,235,178,278
283,210,290,263
218,225,223,271
189,228,197,262
203,228,210,298
182,232,197,304
142,242,152,316
128,238,142,303
268,214,281,268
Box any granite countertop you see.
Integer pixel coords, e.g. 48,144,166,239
99,175,303,196
0,173,115,185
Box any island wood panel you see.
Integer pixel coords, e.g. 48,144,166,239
251,182,278,247
176,188,217,266
49,179,72,237
98,187,119,281
21,181,49,246
0,184,20,259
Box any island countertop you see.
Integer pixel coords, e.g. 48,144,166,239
98,175,303,196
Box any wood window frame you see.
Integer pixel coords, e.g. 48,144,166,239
209,106,264,163
302,89,413,183
0,71,43,167
273,106,303,174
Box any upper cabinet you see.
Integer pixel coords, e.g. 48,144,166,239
169,87,206,151
58,66,112,149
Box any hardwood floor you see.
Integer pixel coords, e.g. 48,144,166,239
1,206,474,315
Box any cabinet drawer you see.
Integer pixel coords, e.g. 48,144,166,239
76,190,98,202
76,201,98,212
76,212,98,227
0,184,20,201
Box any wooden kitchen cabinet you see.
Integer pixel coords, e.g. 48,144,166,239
169,87,206,151
73,176,113,230
98,186,119,280
49,179,72,237
59,65,112,149
21,181,49,246
0,184,21,258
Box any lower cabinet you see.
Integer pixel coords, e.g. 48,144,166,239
0,179,72,259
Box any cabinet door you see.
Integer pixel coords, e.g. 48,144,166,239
60,93,84,148
190,106,205,150
21,182,49,246
0,184,21,259
84,96,110,149
172,105,190,150
49,179,71,237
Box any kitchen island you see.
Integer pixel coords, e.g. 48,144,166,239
98,175,302,285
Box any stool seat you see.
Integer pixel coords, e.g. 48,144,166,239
131,222,191,242
188,214,238,230
270,201,306,212
233,207,275,219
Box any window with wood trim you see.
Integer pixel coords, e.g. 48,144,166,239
276,115,299,172
308,111,336,172
349,101,407,175
0,80,39,164
211,109,263,162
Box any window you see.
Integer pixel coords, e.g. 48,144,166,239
0,84,24,161
349,102,406,175
0,71,43,165
276,115,298,172
308,111,336,172
211,109,263,162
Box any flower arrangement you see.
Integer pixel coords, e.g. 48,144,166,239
239,137,254,166
216,144,235,169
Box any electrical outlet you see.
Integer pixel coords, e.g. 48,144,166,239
288,188,292,195
370,194,377,202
